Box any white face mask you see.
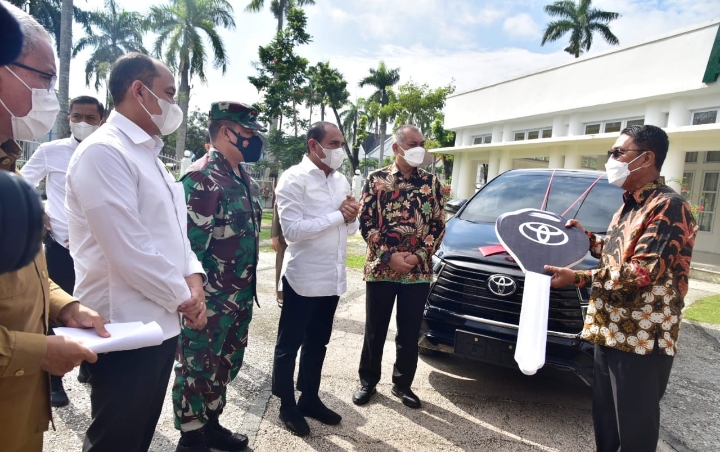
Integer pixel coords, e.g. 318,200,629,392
69,121,99,141
605,152,645,187
398,144,426,167
138,84,183,135
0,66,60,141
317,144,345,170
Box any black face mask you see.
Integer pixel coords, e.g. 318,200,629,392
228,129,263,163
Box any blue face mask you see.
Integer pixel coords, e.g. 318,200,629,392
228,129,264,163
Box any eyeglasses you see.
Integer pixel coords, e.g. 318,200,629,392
607,148,646,159
9,62,57,91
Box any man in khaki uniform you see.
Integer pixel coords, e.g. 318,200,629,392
0,3,107,451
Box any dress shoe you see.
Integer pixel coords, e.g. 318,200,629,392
50,375,69,407
175,429,210,452
352,385,376,406
279,405,310,436
205,413,248,451
391,384,421,409
298,396,342,425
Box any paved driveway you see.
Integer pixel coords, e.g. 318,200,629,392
44,253,720,451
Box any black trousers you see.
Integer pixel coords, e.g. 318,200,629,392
271,277,339,404
593,343,674,452
82,337,178,452
359,281,429,389
44,235,75,295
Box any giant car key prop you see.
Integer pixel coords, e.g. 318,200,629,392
495,208,588,375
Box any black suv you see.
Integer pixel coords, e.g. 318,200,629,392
419,169,624,385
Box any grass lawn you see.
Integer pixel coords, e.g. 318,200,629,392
685,295,720,324
346,254,366,270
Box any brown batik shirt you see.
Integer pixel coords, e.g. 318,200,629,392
574,177,697,356
360,162,446,283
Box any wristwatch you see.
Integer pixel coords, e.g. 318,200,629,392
380,251,392,264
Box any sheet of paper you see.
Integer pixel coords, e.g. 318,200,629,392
53,321,164,354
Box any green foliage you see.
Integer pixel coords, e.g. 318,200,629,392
389,81,455,133
265,129,306,170
685,295,720,325
9,0,93,53
248,6,311,137
541,0,620,58
245,0,316,33
164,108,209,157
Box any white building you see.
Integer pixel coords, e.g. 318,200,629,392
435,19,720,255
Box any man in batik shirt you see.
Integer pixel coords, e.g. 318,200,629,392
352,124,446,409
173,102,266,452
545,125,696,452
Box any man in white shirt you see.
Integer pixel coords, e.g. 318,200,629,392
21,95,103,406
65,52,207,452
272,121,361,436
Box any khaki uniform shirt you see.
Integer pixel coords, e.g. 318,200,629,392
0,140,76,451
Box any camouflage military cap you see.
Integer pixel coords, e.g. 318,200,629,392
209,102,267,132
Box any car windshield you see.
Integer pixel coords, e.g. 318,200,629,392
458,171,623,234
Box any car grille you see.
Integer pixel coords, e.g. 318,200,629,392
428,260,584,334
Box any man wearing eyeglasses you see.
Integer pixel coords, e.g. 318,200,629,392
0,3,108,451
545,125,697,452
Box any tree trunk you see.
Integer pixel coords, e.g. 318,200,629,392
320,103,325,121
56,0,73,139
332,107,354,169
378,120,386,167
174,57,190,162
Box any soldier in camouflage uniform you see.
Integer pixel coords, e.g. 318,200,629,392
172,102,266,452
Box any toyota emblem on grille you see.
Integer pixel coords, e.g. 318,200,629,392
487,274,517,297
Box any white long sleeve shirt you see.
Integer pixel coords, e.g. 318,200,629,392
65,111,205,339
276,155,359,297
20,136,78,247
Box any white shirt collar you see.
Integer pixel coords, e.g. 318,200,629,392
106,110,165,156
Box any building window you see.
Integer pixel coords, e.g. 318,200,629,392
583,118,644,135
582,156,598,169
473,134,492,145
693,110,718,125
514,127,552,141
685,152,698,163
699,172,719,232
706,151,720,163
585,123,601,134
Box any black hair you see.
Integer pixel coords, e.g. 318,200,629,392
620,124,668,171
69,95,104,118
306,121,335,151
108,52,159,106
208,119,238,141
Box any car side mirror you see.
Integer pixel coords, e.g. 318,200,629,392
445,198,467,214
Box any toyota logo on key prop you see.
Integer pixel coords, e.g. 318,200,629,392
495,208,589,274
487,274,517,297
519,222,568,246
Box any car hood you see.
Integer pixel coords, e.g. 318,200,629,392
439,217,598,271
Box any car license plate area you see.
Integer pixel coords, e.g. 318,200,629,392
454,330,516,366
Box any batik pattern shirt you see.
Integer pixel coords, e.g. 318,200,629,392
182,150,261,308
360,163,446,283
574,178,696,356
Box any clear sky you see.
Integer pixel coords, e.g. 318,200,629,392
66,0,719,117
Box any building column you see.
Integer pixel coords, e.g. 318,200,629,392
454,129,464,146
564,150,582,169
568,114,583,136
451,152,462,196
552,115,567,137
502,123,513,142
487,149,500,182
645,102,663,127
491,124,503,143
661,139,685,193
499,151,512,173
548,147,564,168
667,99,689,128
460,156,477,199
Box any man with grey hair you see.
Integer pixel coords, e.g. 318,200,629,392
0,2,108,451
352,124,446,408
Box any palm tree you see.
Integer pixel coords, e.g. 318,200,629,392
73,0,146,111
541,0,620,58
340,97,366,169
245,0,315,34
8,0,92,53
358,61,400,166
148,0,235,160
55,0,72,138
